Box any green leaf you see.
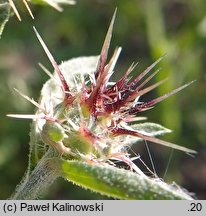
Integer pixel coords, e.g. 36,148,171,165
124,122,172,145
59,159,193,200
132,122,172,136
0,2,11,38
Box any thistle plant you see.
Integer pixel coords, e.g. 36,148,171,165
0,0,75,38
8,11,196,200
7,0,75,21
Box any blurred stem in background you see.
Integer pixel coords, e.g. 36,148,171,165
144,0,180,139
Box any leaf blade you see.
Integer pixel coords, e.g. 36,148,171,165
59,159,193,200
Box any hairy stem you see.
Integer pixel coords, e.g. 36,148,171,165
10,148,60,200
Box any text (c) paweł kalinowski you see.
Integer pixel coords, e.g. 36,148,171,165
20,202,104,212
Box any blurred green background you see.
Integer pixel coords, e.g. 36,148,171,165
0,0,206,199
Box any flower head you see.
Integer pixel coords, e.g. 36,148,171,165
8,11,196,176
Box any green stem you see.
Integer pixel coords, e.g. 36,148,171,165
10,149,60,200
10,151,194,200
144,0,181,138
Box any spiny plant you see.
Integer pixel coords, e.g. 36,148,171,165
0,1,75,43
0,0,75,34
8,0,76,20
8,11,196,200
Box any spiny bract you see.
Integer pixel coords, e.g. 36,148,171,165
8,11,196,176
